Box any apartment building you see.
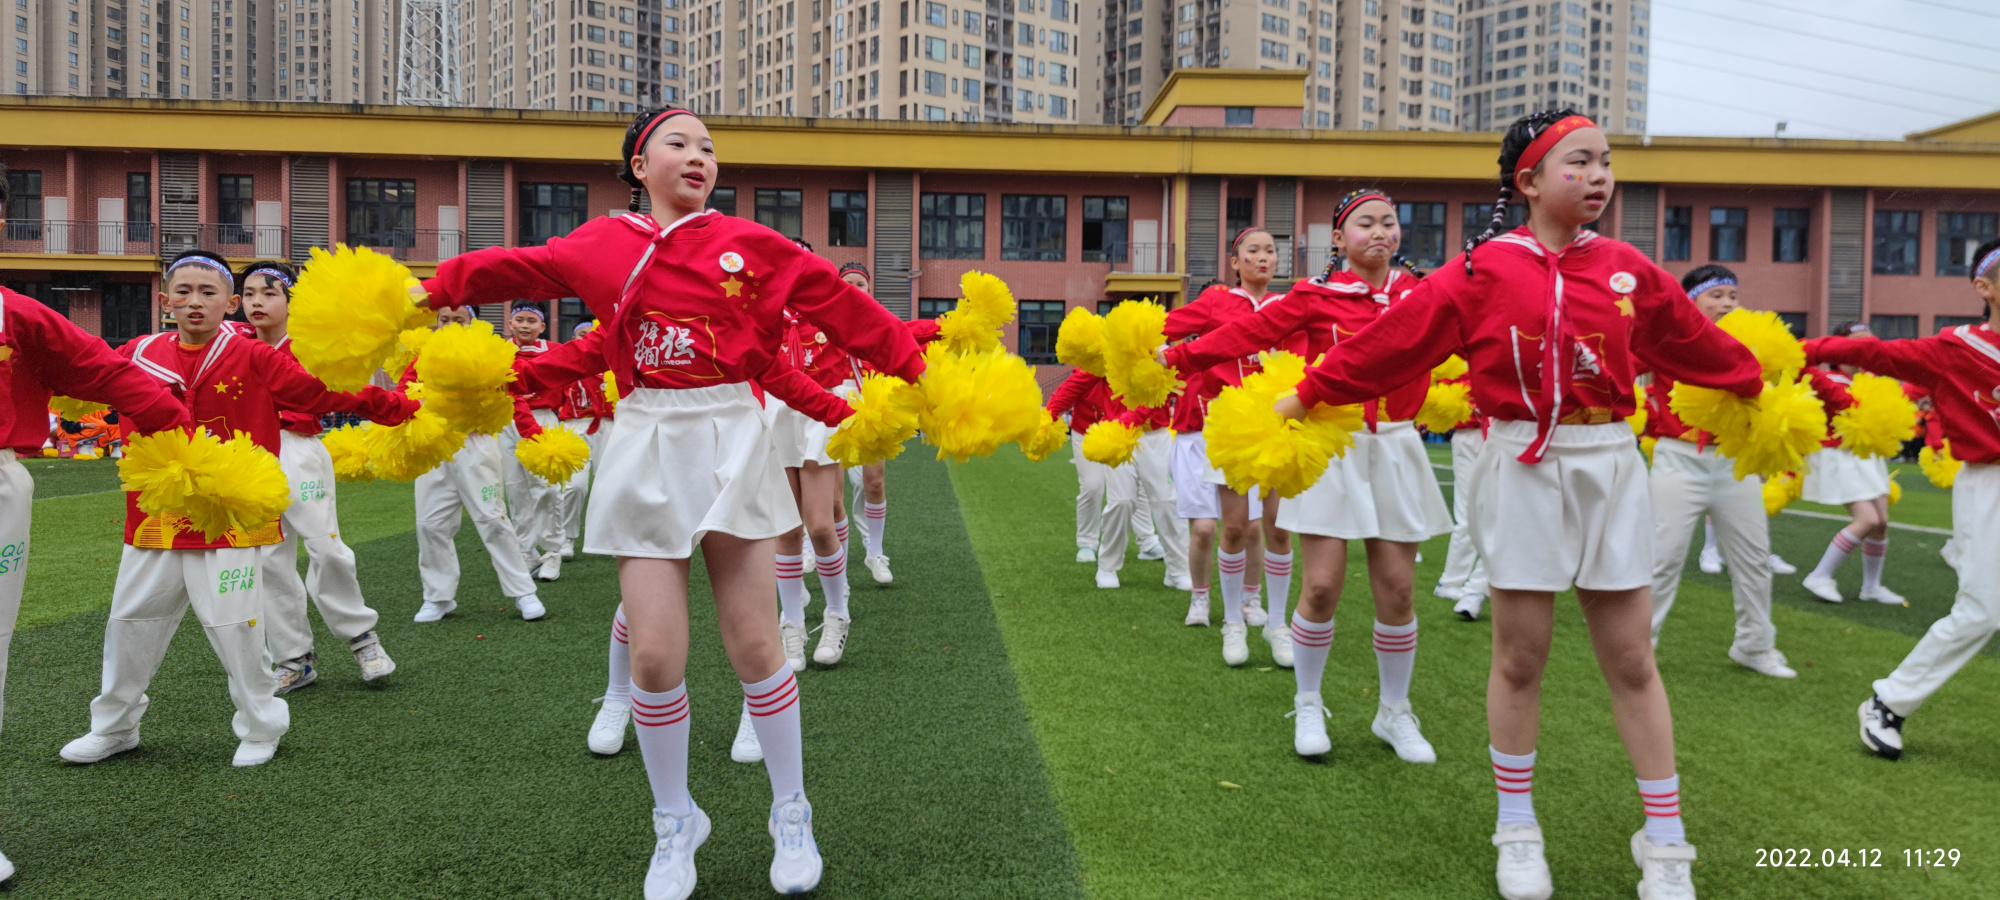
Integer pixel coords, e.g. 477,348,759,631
456,0,680,112
1457,0,1647,133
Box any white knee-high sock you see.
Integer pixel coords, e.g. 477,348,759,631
1809,528,1860,581
1861,537,1888,590
1373,618,1418,708
1291,611,1333,695
1702,517,1719,557
1263,551,1293,625
1217,550,1247,624
1492,746,1537,827
743,665,805,802
631,682,693,815
862,501,887,558
835,520,851,564
1638,773,1687,845
606,607,631,705
816,548,850,619
776,553,808,627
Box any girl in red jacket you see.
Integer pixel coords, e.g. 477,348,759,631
421,108,924,900
839,263,901,586
1273,112,1762,900
1798,321,1902,605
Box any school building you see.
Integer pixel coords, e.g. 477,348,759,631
6,70,2000,361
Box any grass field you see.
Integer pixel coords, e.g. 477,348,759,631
2,445,1996,898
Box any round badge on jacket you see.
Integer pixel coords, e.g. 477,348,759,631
720,252,745,273
1608,271,1637,294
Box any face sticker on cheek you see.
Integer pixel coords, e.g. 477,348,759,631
1562,173,1579,181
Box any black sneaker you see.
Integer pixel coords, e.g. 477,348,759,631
1858,695,1905,760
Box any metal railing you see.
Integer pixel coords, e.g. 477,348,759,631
1,220,157,256
159,223,291,260
343,228,465,262
0,221,467,263
1102,242,1177,275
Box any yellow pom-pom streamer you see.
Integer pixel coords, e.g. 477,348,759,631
381,327,436,379
320,424,375,482
1203,351,1362,498
1055,307,1108,376
602,371,620,403
361,408,467,481
827,374,924,467
1832,373,1918,460
1639,435,1657,464
1101,300,1182,408
1415,380,1473,434
935,271,1016,355
1081,420,1143,467
118,429,293,541
516,424,591,484
1888,471,1903,506
1763,471,1803,516
49,396,111,420
1431,355,1469,381
1672,377,1827,481
289,244,434,391
1628,379,1650,436
415,320,520,434
1920,441,1960,489
915,345,1044,462
1715,308,1806,383
1020,410,1069,462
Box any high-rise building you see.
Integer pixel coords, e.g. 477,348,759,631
1457,0,1647,133
1110,0,1335,128
457,0,680,112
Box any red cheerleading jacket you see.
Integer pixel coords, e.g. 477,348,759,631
1291,228,1763,463
1803,368,1857,448
1807,324,2000,464
1044,370,1129,434
263,335,327,437
0,288,189,454
778,308,857,391
513,339,565,412
1160,284,1279,432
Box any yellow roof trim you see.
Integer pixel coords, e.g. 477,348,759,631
1105,273,1188,294
1907,108,2000,143
1140,70,1309,126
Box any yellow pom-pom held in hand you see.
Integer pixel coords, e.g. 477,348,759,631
602,371,620,404
516,425,591,484
1763,471,1803,516
1832,373,1918,460
1081,420,1143,467
1715,308,1806,383
415,321,520,434
320,424,376,482
1203,351,1362,498
1055,307,1108,376
1020,410,1069,462
1431,355,1469,381
1920,441,1960,488
1670,377,1826,481
936,271,1017,355
362,408,467,481
916,345,1044,462
289,245,433,391
1415,380,1473,434
119,429,293,541
1101,300,1181,408
49,396,112,420
827,373,924,467
1888,471,1903,506
382,327,436,379
1628,379,1650,436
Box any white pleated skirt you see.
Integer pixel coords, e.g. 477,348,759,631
768,385,847,469
1801,446,1890,505
1277,421,1453,542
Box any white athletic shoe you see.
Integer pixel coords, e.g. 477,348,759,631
350,631,396,681
1074,546,1097,564
1697,548,1724,574
413,599,457,623
1371,702,1437,763
1801,574,1844,604
779,621,808,673
813,614,851,666
1768,553,1798,575
1631,830,1698,900
1728,646,1797,679
1221,622,1249,667
0,847,13,884
561,542,576,560
1094,570,1120,589
1242,600,1269,629
864,554,894,584
645,805,711,900
731,704,764,763
1184,594,1211,627
537,553,562,582
1455,593,1486,621
767,792,824,894
1492,824,1555,900
273,657,317,695
1860,584,1907,606
1859,695,1906,760
1165,573,1194,591
59,730,139,764
589,696,632,756
232,738,279,768
1432,581,1464,602
1287,691,1332,757
1265,626,1295,668
1137,541,1166,561
516,594,548,621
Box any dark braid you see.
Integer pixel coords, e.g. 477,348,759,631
1464,108,1582,275
1318,247,1344,283
1320,187,1394,282
1392,253,1426,279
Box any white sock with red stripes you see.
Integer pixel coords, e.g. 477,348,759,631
1808,528,1860,581
776,553,808,627
743,665,806,801
1217,550,1247,625
816,548,850,619
631,682,693,815
836,519,851,565
605,607,631,706
1861,537,1889,591
1637,773,1686,845
1491,746,1537,827
1263,551,1293,626
862,501,888,558
1373,618,1418,708
1290,611,1333,693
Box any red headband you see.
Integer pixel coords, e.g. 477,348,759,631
1513,115,1598,176
1333,192,1391,229
1230,226,1267,251
633,108,698,156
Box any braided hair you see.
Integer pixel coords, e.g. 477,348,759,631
1463,108,1583,275
618,106,698,212
1318,189,1428,283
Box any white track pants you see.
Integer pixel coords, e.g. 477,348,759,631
557,417,596,546
1647,439,1776,654
261,431,378,664
89,545,289,742
0,454,30,737
1875,463,2000,716
417,433,540,606
1437,429,1490,598
500,409,564,563
1133,428,1190,581
1095,456,1141,574
1073,437,1111,550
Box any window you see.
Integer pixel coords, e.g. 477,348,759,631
925,35,945,60
1772,208,1810,263
345,178,416,248
1225,196,1254,239
917,297,957,319
1224,106,1253,126
920,192,984,259
125,172,151,242
1869,314,1918,340
217,174,254,243
101,282,153,345
1937,212,1998,277
1936,314,1984,334
828,190,867,246
1081,196,1127,263
1708,207,1746,262
1873,210,1921,275
518,182,589,246
1462,202,1528,237
707,187,738,216
1397,201,1447,269
1663,205,1692,261
924,70,945,94
1001,194,1065,261
753,188,803,239
925,1,944,25
1017,299,1065,363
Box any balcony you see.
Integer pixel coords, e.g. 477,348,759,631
2,220,157,257
343,229,465,263
1102,242,1183,296
160,223,291,260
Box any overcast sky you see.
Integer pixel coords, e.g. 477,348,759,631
1647,0,2000,139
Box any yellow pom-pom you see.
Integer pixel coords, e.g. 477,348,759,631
49,396,112,420
1203,351,1362,498
827,374,924,467
1101,300,1182,408
1832,373,1918,460
1920,441,1960,489
916,345,1045,462
1668,382,1754,445
1431,355,1469,381
1762,471,1803,516
1414,380,1473,434
516,424,591,484
1677,377,1826,481
935,271,1016,355
320,424,375,482
119,429,292,541
381,327,436,379
289,245,434,391
1055,307,1108,376
361,408,467,481
415,321,520,434
1888,471,1903,506
1020,410,1069,462
1081,420,1143,467
1628,379,1651,436
1640,435,1657,463
1715,308,1806,383
602,371,620,403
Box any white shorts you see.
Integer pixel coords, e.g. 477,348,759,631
584,384,802,559
769,393,840,469
1801,446,1890,505
1470,420,1653,593
1277,422,1452,542
1171,432,1260,521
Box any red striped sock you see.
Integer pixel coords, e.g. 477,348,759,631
776,553,807,626
631,683,692,815
1291,612,1334,693
1491,746,1537,827
745,670,800,719
1373,619,1418,708
743,666,806,801
605,607,631,704
1217,550,1247,625
1638,774,1686,845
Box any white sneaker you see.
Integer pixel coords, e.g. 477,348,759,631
589,696,632,756
1432,582,1464,602
1138,541,1166,561
732,704,764,763
1455,593,1486,621
1371,702,1437,763
1265,626,1295,668
413,599,457,623
767,792,823,894
1492,824,1554,900
1165,573,1194,591
1768,553,1797,575
537,553,562,582
1859,695,1906,760
1221,622,1249,667
1697,548,1724,574
516,594,548,620
1074,546,1097,564
561,542,576,560
1728,646,1798,679
273,657,317,695
350,631,396,681
813,614,851,665
0,847,13,885
1801,574,1844,603
1242,599,1269,629
59,729,139,764
232,738,279,768
779,621,808,673
1860,583,1907,606
1094,569,1120,589
1184,593,1211,627
864,554,893,584
645,805,711,900
1287,691,1332,757
1631,830,1699,900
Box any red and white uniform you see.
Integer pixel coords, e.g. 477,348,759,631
1795,367,1887,506
1161,284,1284,521
1435,367,1491,601
552,370,615,550
1045,371,1162,572
499,337,567,570
404,353,541,607
769,309,851,469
